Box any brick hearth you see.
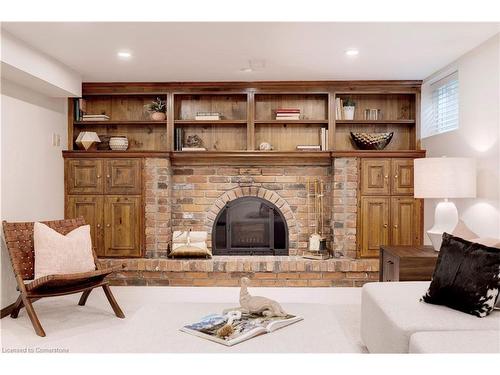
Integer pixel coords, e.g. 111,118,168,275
101,256,379,287
109,156,379,287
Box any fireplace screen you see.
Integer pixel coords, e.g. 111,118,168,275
212,197,288,256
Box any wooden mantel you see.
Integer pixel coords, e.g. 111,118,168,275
62,150,426,165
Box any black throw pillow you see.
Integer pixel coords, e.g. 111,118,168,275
422,233,500,317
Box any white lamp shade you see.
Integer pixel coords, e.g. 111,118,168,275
414,157,476,199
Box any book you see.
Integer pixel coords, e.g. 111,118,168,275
195,115,221,120
181,311,303,346
81,115,110,121
296,145,321,150
196,112,221,116
276,108,300,113
174,127,184,151
181,147,207,151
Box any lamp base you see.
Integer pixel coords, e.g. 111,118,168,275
427,200,459,251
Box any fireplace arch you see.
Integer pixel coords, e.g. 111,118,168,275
212,196,289,256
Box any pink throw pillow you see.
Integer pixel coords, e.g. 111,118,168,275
34,222,96,279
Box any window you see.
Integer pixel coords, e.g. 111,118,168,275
423,71,459,138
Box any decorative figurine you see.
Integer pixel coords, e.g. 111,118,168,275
185,134,204,148
259,142,273,151
223,277,287,318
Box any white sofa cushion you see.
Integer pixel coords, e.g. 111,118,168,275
361,282,500,353
409,330,500,353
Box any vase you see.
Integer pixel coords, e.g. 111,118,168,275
109,137,129,151
343,106,355,120
151,112,166,121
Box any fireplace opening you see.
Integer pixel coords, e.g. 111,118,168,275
212,197,288,256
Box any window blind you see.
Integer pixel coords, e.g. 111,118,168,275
425,71,459,137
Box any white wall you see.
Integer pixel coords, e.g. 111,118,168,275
421,34,500,240
1,30,81,97
0,79,67,309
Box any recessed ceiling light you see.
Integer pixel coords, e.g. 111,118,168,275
345,49,359,57
240,67,253,72
117,51,132,59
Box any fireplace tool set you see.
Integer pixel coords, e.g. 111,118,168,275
303,178,330,260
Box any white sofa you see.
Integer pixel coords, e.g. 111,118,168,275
361,282,500,353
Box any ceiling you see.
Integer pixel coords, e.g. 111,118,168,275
2,22,499,82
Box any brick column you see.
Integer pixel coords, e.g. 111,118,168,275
332,158,358,258
144,158,172,258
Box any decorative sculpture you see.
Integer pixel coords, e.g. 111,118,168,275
223,277,287,318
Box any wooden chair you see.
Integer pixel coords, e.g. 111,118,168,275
2,217,125,337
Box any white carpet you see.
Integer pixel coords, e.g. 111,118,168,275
1,286,367,353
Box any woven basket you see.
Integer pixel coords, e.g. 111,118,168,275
350,132,393,150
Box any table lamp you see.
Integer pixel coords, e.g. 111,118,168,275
414,157,476,250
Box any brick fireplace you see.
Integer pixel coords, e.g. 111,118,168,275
100,156,379,287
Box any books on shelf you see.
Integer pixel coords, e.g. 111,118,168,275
364,109,381,120
275,108,301,120
181,147,207,152
296,145,321,151
195,112,221,121
81,114,110,121
174,127,183,151
335,98,344,120
320,128,329,151
181,311,303,346
74,98,88,121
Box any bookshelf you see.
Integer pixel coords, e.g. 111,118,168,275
334,93,417,151
71,94,168,151
68,81,422,156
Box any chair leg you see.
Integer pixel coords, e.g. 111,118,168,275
78,289,93,306
102,285,125,318
10,295,24,318
21,295,46,337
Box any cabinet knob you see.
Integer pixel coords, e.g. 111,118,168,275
106,175,111,178
106,224,111,228
387,260,394,265
97,175,101,179
97,224,101,228
383,224,388,228
394,224,399,228
384,175,388,179
394,175,398,179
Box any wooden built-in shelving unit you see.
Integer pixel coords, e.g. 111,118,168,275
67,81,422,158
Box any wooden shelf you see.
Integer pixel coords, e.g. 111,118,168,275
174,120,247,125
63,150,167,158
254,120,329,124
170,151,333,166
63,149,425,162
335,120,415,124
74,120,167,126
331,150,425,158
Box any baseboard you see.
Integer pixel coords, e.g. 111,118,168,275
1,302,16,319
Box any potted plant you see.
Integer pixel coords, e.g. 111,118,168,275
343,98,355,120
144,97,166,121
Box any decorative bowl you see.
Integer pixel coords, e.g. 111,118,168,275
109,137,129,151
350,132,393,150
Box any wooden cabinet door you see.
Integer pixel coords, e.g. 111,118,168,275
391,197,422,246
104,196,142,257
360,196,390,258
391,159,414,195
66,159,103,194
66,195,104,256
104,159,142,195
361,159,391,195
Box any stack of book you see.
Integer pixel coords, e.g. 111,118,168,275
81,114,110,121
296,128,329,151
296,145,321,151
275,108,300,120
174,128,183,151
195,112,221,120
